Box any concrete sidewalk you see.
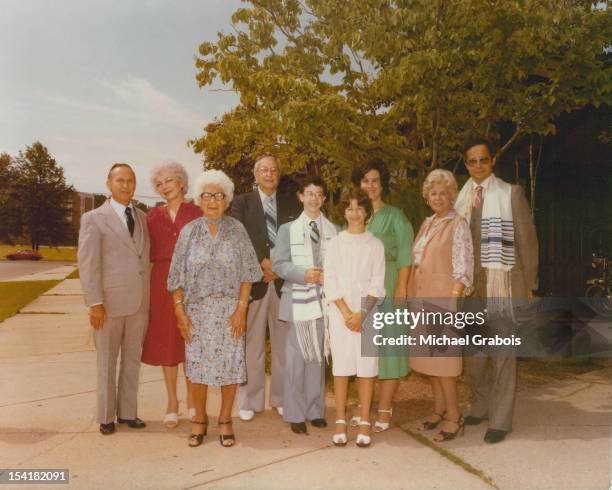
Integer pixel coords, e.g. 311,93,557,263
0,279,610,489
1,263,77,282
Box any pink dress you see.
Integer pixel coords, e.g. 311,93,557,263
141,202,201,366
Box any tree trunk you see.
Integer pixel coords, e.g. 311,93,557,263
528,136,543,218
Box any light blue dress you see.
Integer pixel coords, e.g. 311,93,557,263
168,216,262,386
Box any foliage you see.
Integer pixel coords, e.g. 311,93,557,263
2,143,75,249
192,0,611,223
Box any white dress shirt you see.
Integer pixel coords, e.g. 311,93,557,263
109,197,135,230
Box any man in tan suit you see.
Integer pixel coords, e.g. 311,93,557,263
78,163,150,435
456,139,538,444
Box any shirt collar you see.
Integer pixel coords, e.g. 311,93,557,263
303,213,321,230
426,208,457,223
257,187,276,203
110,197,133,214
473,175,492,191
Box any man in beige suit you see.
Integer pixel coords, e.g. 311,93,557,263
78,163,150,435
456,139,538,444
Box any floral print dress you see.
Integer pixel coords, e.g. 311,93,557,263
167,215,262,386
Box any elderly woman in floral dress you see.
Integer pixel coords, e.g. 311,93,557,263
168,169,262,448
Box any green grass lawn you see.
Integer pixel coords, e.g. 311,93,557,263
0,244,77,261
0,280,60,322
66,268,80,279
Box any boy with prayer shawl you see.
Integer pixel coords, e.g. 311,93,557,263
455,139,538,444
272,176,338,434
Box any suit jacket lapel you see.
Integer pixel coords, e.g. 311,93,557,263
134,208,147,255
251,190,266,232
100,201,138,254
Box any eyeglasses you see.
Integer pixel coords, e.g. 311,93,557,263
303,192,325,200
257,167,279,175
466,157,491,167
154,178,175,189
200,192,226,201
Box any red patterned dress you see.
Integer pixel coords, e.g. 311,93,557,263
141,202,201,366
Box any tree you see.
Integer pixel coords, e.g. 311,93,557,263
0,153,22,244
192,0,611,222
11,142,74,249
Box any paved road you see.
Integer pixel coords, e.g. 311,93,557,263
0,261,75,281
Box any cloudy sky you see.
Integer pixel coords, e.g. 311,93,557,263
0,0,243,203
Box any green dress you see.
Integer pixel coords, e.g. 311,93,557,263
367,204,414,379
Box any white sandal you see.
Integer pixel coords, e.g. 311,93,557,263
349,405,361,427
373,408,393,433
163,412,179,429
356,420,372,448
332,420,348,447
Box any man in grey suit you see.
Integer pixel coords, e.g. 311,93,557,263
78,163,150,435
456,139,538,444
272,176,337,434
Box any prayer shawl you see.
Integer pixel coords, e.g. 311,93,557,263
455,175,515,317
289,212,337,363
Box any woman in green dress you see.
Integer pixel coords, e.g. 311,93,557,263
350,159,414,432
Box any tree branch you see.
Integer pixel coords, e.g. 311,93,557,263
496,128,521,160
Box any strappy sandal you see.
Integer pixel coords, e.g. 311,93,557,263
349,405,361,427
188,420,208,447
163,412,179,429
434,416,465,442
373,408,393,433
355,420,372,448
218,419,235,447
417,411,446,431
332,420,348,447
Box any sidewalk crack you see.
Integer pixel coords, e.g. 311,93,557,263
400,424,499,489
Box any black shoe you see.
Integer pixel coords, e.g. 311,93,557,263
464,416,485,426
189,420,208,447
291,422,308,434
309,418,327,428
484,429,507,444
218,419,235,447
117,417,146,429
99,422,115,435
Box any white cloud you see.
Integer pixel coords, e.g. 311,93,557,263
100,77,205,130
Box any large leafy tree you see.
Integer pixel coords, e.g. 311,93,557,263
9,142,74,249
0,153,22,243
192,0,611,220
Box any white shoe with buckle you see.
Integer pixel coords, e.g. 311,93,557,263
356,420,372,447
239,409,255,421
373,408,393,433
332,420,348,446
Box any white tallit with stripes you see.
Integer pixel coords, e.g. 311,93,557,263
289,211,337,363
455,175,515,316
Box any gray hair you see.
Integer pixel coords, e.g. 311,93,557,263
193,169,235,205
150,161,189,195
422,169,459,203
253,153,282,174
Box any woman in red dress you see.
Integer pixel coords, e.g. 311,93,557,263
142,161,202,428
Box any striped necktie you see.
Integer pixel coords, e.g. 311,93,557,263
309,220,320,244
264,196,277,247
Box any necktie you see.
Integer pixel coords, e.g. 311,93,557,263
473,185,483,209
309,220,320,244
264,196,277,247
125,207,135,237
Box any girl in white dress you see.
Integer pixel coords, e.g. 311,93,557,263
324,188,386,447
